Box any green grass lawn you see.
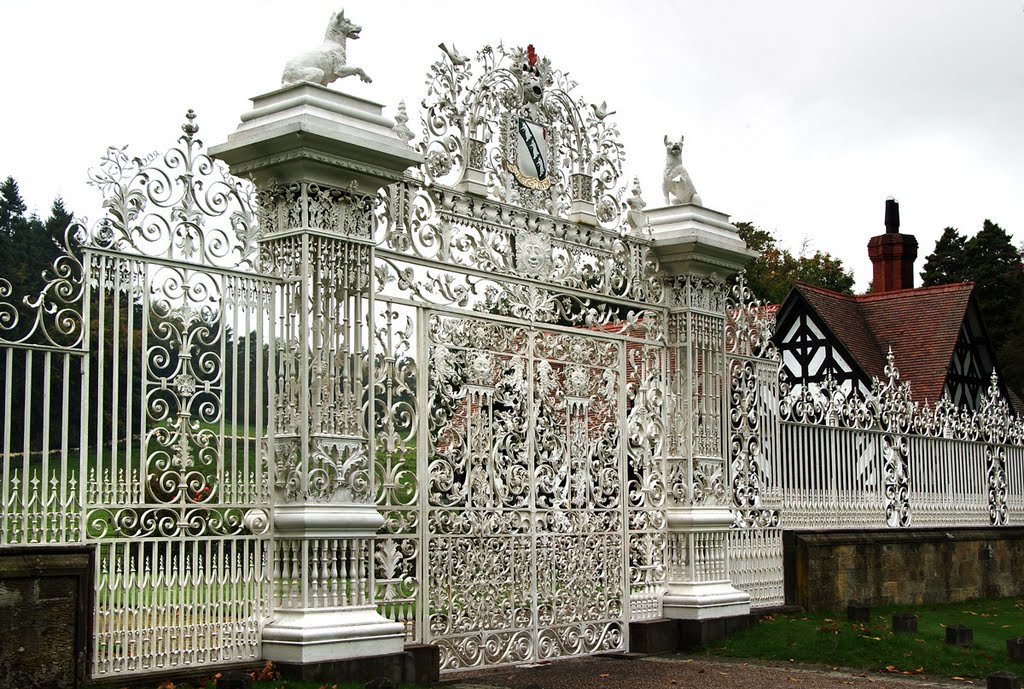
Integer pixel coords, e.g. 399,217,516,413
703,597,1024,680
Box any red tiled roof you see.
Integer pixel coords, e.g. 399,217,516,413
790,281,975,404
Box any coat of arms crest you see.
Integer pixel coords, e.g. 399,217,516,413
502,44,552,191
507,118,550,190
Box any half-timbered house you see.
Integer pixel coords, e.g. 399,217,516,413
774,199,1020,412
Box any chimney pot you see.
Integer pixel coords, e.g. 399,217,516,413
885,197,900,234
869,198,917,292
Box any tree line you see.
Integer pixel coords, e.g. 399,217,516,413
0,176,271,454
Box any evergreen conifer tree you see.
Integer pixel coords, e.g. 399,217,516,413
920,227,968,286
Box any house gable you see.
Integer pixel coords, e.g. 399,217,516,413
944,296,996,410
775,290,872,397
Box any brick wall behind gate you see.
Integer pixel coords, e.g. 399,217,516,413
783,528,1024,611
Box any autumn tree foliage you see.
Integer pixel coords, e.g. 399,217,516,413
735,221,855,305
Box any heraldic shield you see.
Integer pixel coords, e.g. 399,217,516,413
509,118,550,189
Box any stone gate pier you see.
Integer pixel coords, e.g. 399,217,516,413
649,204,759,643
210,83,421,678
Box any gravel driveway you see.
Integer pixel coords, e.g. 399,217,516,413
448,654,983,689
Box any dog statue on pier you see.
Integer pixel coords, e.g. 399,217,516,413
662,135,702,206
282,10,372,87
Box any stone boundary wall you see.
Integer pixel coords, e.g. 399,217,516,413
0,548,92,689
783,528,1024,611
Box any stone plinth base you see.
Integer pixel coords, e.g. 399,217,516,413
628,619,679,655
404,643,441,685
663,582,752,621
678,614,758,649
627,615,760,654
261,607,405,664
275,651,411,684
275,643,438,684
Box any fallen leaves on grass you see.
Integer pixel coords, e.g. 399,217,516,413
253,660,277,681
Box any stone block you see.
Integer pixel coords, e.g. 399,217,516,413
678,618,726,648
847,604,870,623
1008,637,1024,662
987,671,1020,689
892,613,917,633
0,550,91,689
403,643,440,685
276,652,412,684
946,624,973,647
629,619,679,655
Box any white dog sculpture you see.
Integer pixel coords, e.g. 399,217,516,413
281,10,372,87
662,135,702,206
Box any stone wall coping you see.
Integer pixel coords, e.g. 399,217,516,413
0,547,92,577
787,527,1024,547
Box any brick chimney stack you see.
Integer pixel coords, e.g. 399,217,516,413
867,198,918,292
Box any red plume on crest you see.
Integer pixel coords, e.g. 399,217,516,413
526,44,538,67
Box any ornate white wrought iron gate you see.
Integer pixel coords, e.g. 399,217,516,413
366,40,668,672
0,117,274,678
725,278,784,608
423,312,628,669
370,296,666,672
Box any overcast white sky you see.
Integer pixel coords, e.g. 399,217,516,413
2,1,1022,291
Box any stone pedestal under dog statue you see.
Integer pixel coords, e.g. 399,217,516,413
650,147,757,629
210,10,420,680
